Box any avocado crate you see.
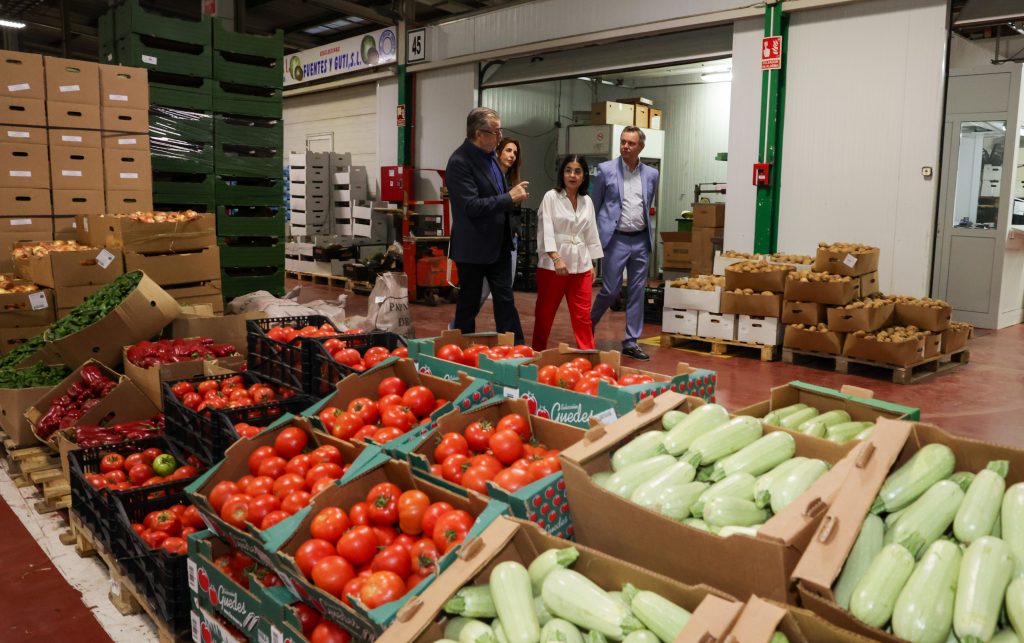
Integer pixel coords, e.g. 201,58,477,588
247,315,339,392
213,81,282,119
213,113,282,146
111,491,194,636
149,71,214,111
68,436,199,554
306,331,407,398
222,267,285,300
112,0,212,45
215,176,284,205
150,106,215,143
216,205,284,237
114,32,212,78
215,143,283,178
162,371,313,465
151,138,214,174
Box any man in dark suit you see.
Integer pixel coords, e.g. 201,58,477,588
590,126,660,361
447,107,530,344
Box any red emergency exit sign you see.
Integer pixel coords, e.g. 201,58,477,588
762,36,782,70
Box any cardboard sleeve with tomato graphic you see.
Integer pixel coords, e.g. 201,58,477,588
407,329,534,387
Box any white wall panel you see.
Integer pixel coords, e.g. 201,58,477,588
725,17,763,253
377,78,398,179
415,64,477,200
777,0,946,295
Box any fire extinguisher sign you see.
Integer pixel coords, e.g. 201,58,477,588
761,36,782,70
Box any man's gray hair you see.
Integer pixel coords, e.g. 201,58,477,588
467,107,499,139
622,125,646,144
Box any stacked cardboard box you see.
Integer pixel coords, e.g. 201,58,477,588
591,96,665,129
0,276,54,356
691,202,724,275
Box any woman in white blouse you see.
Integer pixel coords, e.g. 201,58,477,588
532,154,604,350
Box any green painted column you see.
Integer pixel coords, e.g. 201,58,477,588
754,3,788,254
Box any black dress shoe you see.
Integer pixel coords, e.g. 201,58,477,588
622,345,650,361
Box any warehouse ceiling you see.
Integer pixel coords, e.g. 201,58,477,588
0,0,520,61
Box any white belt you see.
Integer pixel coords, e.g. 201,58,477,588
555,233,584,245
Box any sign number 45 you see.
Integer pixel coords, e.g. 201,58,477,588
407,28,426,63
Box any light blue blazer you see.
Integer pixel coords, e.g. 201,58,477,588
590,157,660,251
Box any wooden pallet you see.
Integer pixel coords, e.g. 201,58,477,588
659,332,778,361
782,347,970,384
285,271,349,288
66,512,187,643
0,430,71,514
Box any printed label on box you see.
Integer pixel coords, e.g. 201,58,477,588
109,94,128,101
120,172,138,179
843,254,858,268
59,84,80,93
270,626,283,643
28,292,48,310
117,138,137,145
62,170,82,177
10,218,31,225
503,386,520,399
9,170,31,177
7,130,29,138
61,135,82,142
7,83,29,92
141,55,157,65
83,218,89,231
96,249,115,269
187,559,198,593
110,579,121,597
191,612,201,643
594,407,618,424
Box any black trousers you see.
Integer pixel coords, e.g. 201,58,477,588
453,235,524,344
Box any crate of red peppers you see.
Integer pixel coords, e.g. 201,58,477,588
246,316,340,393
306,330,408,398
163,370,314,466
111,491,204,636
68,435,201,551
269,457,508,642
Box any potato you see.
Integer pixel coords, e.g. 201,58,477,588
721,250,760,259
817,241,879,254
669,275,725,291
788,270,852,284
726,261,792,274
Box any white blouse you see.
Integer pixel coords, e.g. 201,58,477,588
537,189,604,273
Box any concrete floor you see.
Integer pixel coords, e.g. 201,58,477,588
1,277,1021,640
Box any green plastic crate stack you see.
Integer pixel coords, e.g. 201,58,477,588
219,235,285,298
150,104,215,211
211,19,283,119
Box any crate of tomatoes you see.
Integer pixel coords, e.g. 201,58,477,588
246,316,340,393
306,330,408,398
185,417,379,569
407,329,534,386
254,576,355,643
302,357,498,454
392,397,584,538
269,456,508,642
68,436,201,551
163,370,315,465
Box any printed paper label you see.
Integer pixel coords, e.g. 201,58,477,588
28,291,48,310
9,170,30,177
96,249,115,269
270,626,283,643
190,611,200,643
59,84,80,92
83,218,89,231
62,135,82,142
10,219,31,225
187,559,198,593
62,170,82,177
141,55,157,65
593,408,618,425
117,138,137,145
110,580,121,597
7,130,29,138
7,83,29,92
120,172,138,179
109,94,128,101
843,254,858,268
503,386,520,399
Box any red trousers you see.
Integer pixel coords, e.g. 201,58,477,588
532,267,595,351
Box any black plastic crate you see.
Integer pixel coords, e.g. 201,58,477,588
111,491,194,635
162,371,313,465
306,331,407,398
67,436,199,552
246,315,339,392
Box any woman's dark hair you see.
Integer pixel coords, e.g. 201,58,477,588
497,137,522,185
556,154,590,195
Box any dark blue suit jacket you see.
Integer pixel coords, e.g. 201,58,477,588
446,138,513,264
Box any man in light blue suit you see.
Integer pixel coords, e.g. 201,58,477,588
589,126,659,361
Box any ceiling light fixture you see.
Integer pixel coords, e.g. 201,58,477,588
0,20,26,29
701,72,733,82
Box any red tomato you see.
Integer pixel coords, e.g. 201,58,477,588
272,473,306,500
401,386,437,419
590,362,617,379
208,481,241,513
124,452,145,470
248,494,281,526
410,539,440,576
493,467,536,492
359,571,406,609
377,376,408,398
376,394,403,412
257,456,288,479
470,454,504,476
171,381,194,398
260,510,290,530
312,555,356,598
348,502,371,526
461,466,496,494
529,454,561,479
103,470,127,485
573,377,601,395
371,426,404,444
365,482,401,526
328,411,363,440
246,475,275,497
285,453,312,478
342,576,367,607
318,407,344,431
160,536,187,555
310,620,352,643
295,538,337,578
555,364,582,390
397,490,430,535
392,533,417,552
351,425,377,443
292,602,320,637
433,510,474,552
309,445,343,466
236,422,260,439
336,526,378,566
371,544,411,578
310,507,350,544
306,462,344,487
464,420,494,453
537,364,560,386
390,346,408,358
488,429,524,465
434,433,469,463
281,490,312,515
371,525,397,548
347,397,380,426
181,505,205,530
128,463,153,484
310,477,336,495
363,346,392,368
435,343,464,364
496,413,531,442
247,445,276,476
99,453,125,473
509,344,535,358
181,391,202,409
274,427,309,460
461,344,487,368
85,473,106,490
568,357,593,372
236,475,256,493
197,380,219,395
380,405,417,433
221,496,251,529
441,454,470,484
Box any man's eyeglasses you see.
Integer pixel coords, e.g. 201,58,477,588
479,128,502,137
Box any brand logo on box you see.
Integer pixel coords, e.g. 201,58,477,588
213,585,260,631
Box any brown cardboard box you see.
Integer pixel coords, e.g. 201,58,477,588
0,52,45,100
53,282,102,313
105,190,153,213
783,301,827,325
793,419,1024,643
633,103,650,128
813,246,880,277
14,246,123,288
725,263,792,292
661,230,693,269
721,291,783,317
49,145,103,190
0,189,51,215
678,595,744,643
52,215,76,238
894,301,952,332
649,107,663,129
692,202,726,228
783,276,859,305
102,146,152,190
923,332,941,358
591,101,634,126
166,281,224,314
941,324,972,353
783,325,845,355
560,391,855,604
46,100,101,129
0,125,46,146
825,300,894,332
727,596,873,643
101,132,149,151
78,212,216,253
619,96,654,105
0,324,47,355
0,284,55,328
46,272,180,368
98,64,148,109
0,142,50,189
124,246,221,287
44,57,100,105
691,226,722,275
0,384,50,447
859,271,880,296
383,516,738,643
842,333,925,366
0,96,46,127
52,190,104,215
0,217,52,272
100,106,148,133
47,128,102,149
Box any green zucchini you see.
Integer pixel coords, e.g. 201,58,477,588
445,584,498,618
591,471,613,488
953,460,1008,545
681,416,762,468
660,404,730,456
622,583,691,642
540,618,584,643
445,618,479,640
778,407,820,430
682,518,713,532
763,403,809,426
948,471,976,491
884,506,906,530
717,525,761,537
884,479,964,559
529,548,580,595
833,514,885,610
754,458,808,508
854,426,874,441
1003,483,1024,577
704,431,796,482
768,458,828,513
661,410,687,431
648,481,708,521
459,620,497,643
704,496,770,528
850,543,915,628
1005,578,1024,642
612,431,666,472
630,462,697,508
691,472,756,519
535,595,555,625
799,409,851,435
954,536,1013,643
491,561,540,643
541,568,643,639
991,630,1022,643
492,619,510,643
604,455,677,498
892,539,961,643
770,633,790,643
871,443,956,514
621,632,659,643
826,421,875,444
583,632,608,643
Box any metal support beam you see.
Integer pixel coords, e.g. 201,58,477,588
306,0,394,26
234,0,246,33
753,3,788,254
60,0,71,57
397,0,416,166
